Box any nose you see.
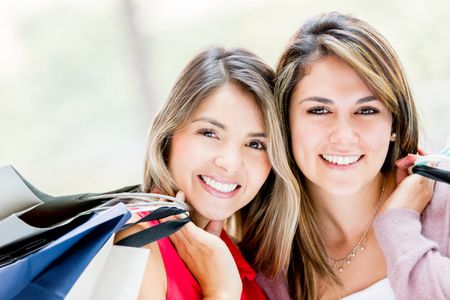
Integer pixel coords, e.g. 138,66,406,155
329,116,359,145
213,145,243,174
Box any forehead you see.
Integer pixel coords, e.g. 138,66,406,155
292,56,373,104
189,83,266,129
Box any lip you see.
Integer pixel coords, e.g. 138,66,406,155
200,175,239,185
319,154,364,170
198,175,241,199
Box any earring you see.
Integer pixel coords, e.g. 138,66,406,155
390,133,397,141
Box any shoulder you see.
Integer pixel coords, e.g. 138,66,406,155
432,180,450,202
421,162,450,249
255,272,290,300
422,179,450,225
433,160,450,197
421,160,450,215
425,160,450,211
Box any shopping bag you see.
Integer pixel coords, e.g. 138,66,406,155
13,205,131,300
0,164,190,299
7,207,189,299
66,206,192,300
412,147,450,184
66,237,149,300
0,203,130,299
412,164,450,184
0,212,94,268
0,165,41,221
116,206,190,247
0,165,138,248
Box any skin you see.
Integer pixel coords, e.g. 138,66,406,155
382,151,434,214
117,83,271,299
289,55,393,199
288,55,434,298
168,83,271,229
167,192,242,300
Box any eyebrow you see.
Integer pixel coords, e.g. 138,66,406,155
192,117,225,129
192,117,267,138
298,96,378,105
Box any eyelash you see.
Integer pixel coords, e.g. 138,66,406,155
307,106,380,115
356,107,380,115
197,128,266,151
247,140,266,151
198,128,218,138
307,106,331,114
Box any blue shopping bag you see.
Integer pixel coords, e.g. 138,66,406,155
13,206,189,300
0,203,130,299
14,210,130,299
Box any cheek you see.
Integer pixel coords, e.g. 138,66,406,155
373,133,392,161
167,147,182,190
168,134,198,187
247,154,271,194
290,123,317,168
259,157,272,182
363,120,392,152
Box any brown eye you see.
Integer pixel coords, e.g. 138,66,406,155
307,107,330,114
356,107,379,115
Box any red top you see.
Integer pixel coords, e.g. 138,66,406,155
141,214,266,300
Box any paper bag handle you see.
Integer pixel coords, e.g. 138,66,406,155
115,207,190,248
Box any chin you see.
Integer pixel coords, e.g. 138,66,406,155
319,181,363,197
199,208,233,222
328,187,361,197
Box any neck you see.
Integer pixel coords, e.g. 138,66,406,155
191,211,209,229
308,173,391,252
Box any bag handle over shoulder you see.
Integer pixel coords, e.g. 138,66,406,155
115,206,190,248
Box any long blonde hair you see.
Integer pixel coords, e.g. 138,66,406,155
275,12,419,299
143,46,300,277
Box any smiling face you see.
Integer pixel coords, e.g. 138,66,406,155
289,56,393,197
168,83,271,227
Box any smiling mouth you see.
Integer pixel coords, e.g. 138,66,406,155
199,175,240,193
320,154,364,166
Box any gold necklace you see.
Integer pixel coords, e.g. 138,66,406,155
327,176,385,273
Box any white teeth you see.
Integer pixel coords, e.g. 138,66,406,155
201,176,238,193
321,154,361,165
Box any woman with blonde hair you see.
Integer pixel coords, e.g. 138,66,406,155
273,12,450,299
116,46,300,299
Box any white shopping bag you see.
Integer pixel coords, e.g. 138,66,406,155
67,236,149,300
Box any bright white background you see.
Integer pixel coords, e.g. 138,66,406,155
1,0,449,194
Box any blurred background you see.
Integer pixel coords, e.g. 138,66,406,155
1,0,449,194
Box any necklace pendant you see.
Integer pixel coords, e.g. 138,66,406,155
326,176,385,275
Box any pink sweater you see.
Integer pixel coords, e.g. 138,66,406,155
374,168,450,299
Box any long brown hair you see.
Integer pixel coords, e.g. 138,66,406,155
143,46,300,277
275,12,419,299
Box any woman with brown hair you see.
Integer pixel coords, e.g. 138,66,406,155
116,46,300,299
273,12,449,299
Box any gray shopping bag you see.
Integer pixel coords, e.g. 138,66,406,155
0,165,139,248
0,166,42,221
